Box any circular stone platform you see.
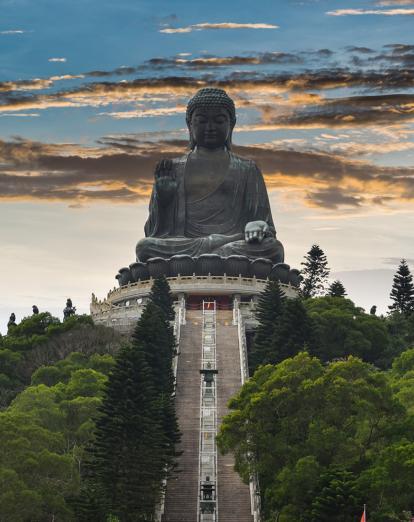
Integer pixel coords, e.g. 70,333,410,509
115,255,301,288
91,274,298,334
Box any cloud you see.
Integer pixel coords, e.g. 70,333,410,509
346,46,375,54
0,137,184,204
147,52,304,68
0,29,26,35
327,8,414,15
384,43,414,53
98,106,185,119
2,67,414,117
317,139,414,156
48,57,67,63
1,136,414,211
344,43,414,68
0,75,84,93
306,188,363,209
258,93,414,129
0,45,405,101
0,113,39,117
376,0,414,5
160,22,279,33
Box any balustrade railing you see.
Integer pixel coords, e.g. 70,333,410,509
198,300,218,522
236,308,262,522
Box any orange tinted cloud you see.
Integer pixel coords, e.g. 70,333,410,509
1,137,414,210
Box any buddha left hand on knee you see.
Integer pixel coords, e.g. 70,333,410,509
245,221,271,243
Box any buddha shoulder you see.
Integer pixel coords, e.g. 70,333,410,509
170,151,259,170
228,152,260,173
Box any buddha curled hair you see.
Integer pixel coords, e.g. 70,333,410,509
186,88,236,150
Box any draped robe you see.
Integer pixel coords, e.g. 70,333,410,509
136,151,284,263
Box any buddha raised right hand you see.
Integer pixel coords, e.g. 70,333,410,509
154,159,178,205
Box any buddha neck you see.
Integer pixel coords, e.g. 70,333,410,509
191,146,229,159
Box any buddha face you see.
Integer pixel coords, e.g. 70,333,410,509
190,106,231,150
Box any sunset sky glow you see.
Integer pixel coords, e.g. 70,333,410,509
1,0,414,331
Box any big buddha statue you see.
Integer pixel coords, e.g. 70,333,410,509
135,88,284,265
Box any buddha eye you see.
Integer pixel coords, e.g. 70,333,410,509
214,115,228,124
194,114,207,123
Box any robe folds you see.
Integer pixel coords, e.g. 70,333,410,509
136,151,284,263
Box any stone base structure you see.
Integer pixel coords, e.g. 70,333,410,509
90,275,298,521
91,273,298,335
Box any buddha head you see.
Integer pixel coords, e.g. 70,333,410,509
186,88,236,150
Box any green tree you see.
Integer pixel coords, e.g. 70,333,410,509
328,280,347,298
308,468,361,522
0,468,43,522
0,351,113,522
386,311,414,358
305,296,392,368
249,280,286,372
0,313,120,408
269,298,315,364
77,294,180,521
217,353,404,521
301,244,330,298
77,345,169,521
357,442,414,521
131,302,180,452
149,275,175,321
389,259,414,314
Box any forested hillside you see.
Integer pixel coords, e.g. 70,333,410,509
0,277,180,521
218,281,414,522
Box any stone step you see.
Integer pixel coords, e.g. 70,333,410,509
163,307,253,522
216,319,253,522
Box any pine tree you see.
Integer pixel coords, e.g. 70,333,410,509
249,281,286,372
76,291,181,520
301,244,330,298
78,345,168,521
132,302,180,452
149,275,177,356
270,298,315,364
140,278,180,465
389,259,414,314
309,469,361,522
149,275,175,321
328,280,347,298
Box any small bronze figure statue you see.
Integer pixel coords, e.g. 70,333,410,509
7,313,16,332
136,88,284,264
32,305,39,315
63,298,76,320
370,305,377,315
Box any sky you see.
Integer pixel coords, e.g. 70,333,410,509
1,0,414,332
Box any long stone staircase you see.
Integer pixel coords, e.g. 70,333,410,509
162,307,254,522
216,312,253,522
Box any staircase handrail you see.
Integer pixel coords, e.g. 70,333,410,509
237,308,262,522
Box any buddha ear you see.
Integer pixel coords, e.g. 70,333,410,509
189,131,196,150
187,119,196,150
225,121,235,150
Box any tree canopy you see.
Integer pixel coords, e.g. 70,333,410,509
0,351,114,521
75,278,180,521
218,352,414,522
